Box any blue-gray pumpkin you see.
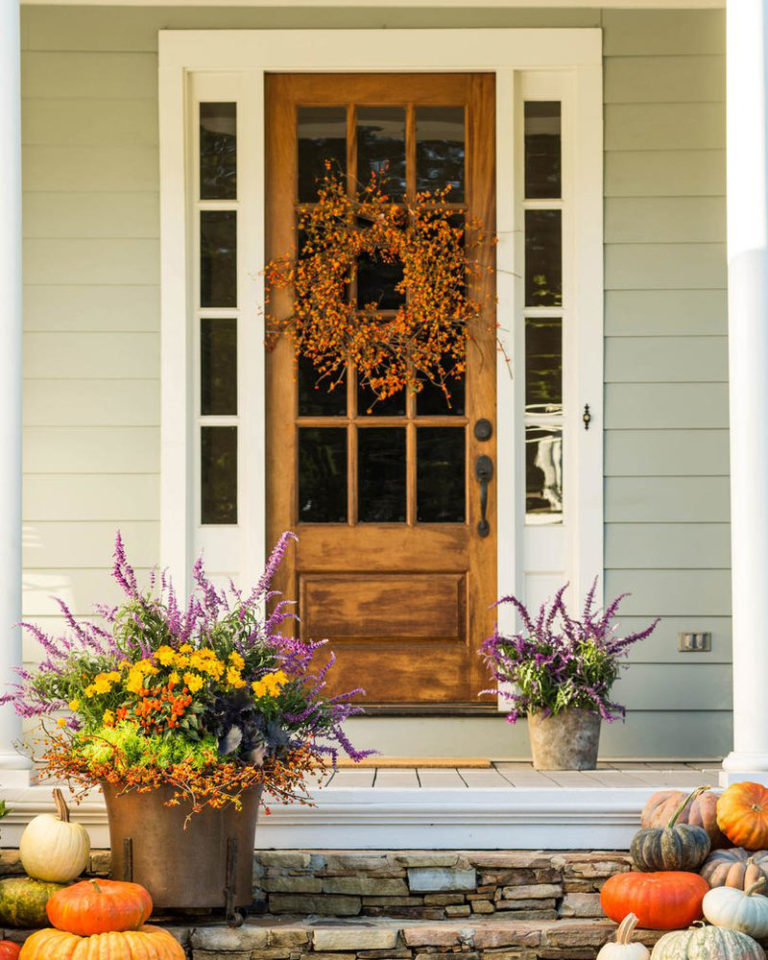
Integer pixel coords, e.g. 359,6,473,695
632,785,712,872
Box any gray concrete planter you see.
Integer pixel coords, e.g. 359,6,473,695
527,708,601,770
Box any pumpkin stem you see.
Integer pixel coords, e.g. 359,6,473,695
52,788,70,823
667,784,710,829
746,877,767,897
616,913,639,945
91,880,102,894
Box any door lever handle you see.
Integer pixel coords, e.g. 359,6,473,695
475,455,493,538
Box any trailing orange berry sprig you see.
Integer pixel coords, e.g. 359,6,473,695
265,166,495,405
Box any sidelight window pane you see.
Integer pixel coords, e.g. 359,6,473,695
200,102,237,200
358,428,406,522
201,426,238,525
201,318,237,416
526,425,563,523
201,211,237,308
525,209,562,307
416,106,465,201
357,106,406,198
417,427,465,523
525,101,561,199
525,317,562,416
298,106,347,203
298,428,347,522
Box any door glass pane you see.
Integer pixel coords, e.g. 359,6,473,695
358,428,406,522
525,101,561,200
525,210,562,307
298,355,346,417
357,106,406,198
417,427,465,523
298,106,347,203
416,366,465,416
526,425,563,523
416,106,465,201
357,249,405,310
201,318,237,415
200,102,237,200
525,317,562,416
201,211,237,308
201,426,237,525
298,428,347,523
358,379,406,416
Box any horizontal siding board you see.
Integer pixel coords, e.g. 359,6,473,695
602,9,726,57
24,193,159,240
24,427,160,474
24,333,159,379
605,336,728,383
605,290,727,337
605,384,729,430
618,616,732,664
604,55,724,105
24,285,159,333
605,197,725,245
22,99,158,147
605,429,730,477
22,52,158,99
605,150,725,198
611,663,732,711
24,146,158,192
606,103,724,152
606,477,730,523
605,244,726,291
606,523,730,569
24,475,159,522
24,239,160,286
24,380,159,427
23,521,159,568
604,569,731,617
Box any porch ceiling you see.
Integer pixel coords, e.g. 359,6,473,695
19,0,725,7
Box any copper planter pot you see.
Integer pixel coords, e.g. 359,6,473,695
102,782,261,921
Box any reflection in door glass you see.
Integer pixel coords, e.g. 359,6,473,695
299,428,347,522
525,425,563,523
525,317,562,416
416,106,465,201
417,427,465,523
524,102,561,200
525,210,562,307
200,102,237,200
358,428,406,522
298,106,347,202
357,106,406,198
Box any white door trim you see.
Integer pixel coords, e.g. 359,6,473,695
158,29,604,670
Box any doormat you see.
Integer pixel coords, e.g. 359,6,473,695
328,757,493,768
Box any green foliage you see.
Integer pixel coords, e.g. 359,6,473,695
79,721,219,771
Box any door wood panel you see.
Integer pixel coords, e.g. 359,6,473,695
266,73,496,708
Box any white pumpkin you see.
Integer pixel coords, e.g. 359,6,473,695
19,789,90,883
704,878,768,939
597,914,650,960
651,925,765,960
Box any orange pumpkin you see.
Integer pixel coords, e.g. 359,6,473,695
718,782,768,850
46,878,152,935
18,925,183,960
0,943,20,960
600,871,710,930
641,787,731,850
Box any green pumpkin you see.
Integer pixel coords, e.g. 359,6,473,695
651,925,765,960
0,877,66,928
632,785,712,872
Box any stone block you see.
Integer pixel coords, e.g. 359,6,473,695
494,899,556,911
269,894,362,916
267,930,311,948
503,909,558,921
323,877,409,897
403,926,464,947
473,927,543,949
263,876,324,893
563,880,595,893
500,884,562,900
414,953,479,960
558,893,603,918
0,852,23,877
395,854,462,868
470,900,495,914
313,928,399,951
320,855,404,878
424,894,466,905
357,951,412,959
259,852,312,870
469,853,554,870
88,850,111,875
541,921,615,948
408,868,477,892
361,906,445,920
191,926,270,950
302,953,354,960
445,905,471,917
193,951,250,960
362,897,423,907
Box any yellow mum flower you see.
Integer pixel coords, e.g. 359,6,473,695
179,643,193,653
226,666,246,689
56,717,67,728
184,672,204,693
103,709,115,725
229,651,245,671
168,671,180,687
251,679,267,698
84,684,97,698
173,653,189,669
68,699,80,712
155,645,176,666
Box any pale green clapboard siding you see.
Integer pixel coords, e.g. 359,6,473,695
18,5,729,758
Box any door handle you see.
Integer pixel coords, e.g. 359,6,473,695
475,455,493,538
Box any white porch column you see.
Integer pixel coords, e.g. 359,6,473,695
0,0,30,784
722,0,768,782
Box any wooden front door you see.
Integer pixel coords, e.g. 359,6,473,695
266,73,496,707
